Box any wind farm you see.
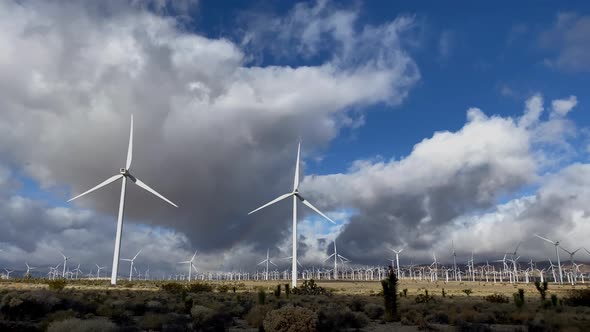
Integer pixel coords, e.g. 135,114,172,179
2,0,590,331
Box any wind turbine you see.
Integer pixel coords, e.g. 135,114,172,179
180,250,198,282
25,262,36,277
560,246,582,281
326,241,350,280
535,234,563,284
389,246,405,279
4,268,13,279
257,249,277,281
68,115,178,285
59,251,71,278
248,142,336,288
96,264,106,279
121,249,142,282
451,241,458,281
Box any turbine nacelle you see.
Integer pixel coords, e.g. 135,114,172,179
120,168,129,175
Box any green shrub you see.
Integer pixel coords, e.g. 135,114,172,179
513,289,525,309
551,294,559,307
381,272,399,322
47,279,67,292
442,288,446,297
257,289,266,305
534,281,548,301
263,306,316,332
462,289,472,296
292,279,332,296
47,318,116,332
402,288,408,297
285,284,291,298
274,284,281,298
484,293,510,303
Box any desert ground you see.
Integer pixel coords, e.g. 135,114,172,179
0,278,589,331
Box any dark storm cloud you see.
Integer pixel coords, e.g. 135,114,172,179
0,0,419,269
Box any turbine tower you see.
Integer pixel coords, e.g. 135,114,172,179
68,115,178,285
121,249,142,282
59,251,70,278
535,234,563,284
390,246,404,279
248,142,336,288
257,248,277,281
180,250,198,282
326,240,350,280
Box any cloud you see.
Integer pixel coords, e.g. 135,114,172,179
302,94,580,263
0,0,419,271
540,12,590,71
551,95,578,117
438,30,453,61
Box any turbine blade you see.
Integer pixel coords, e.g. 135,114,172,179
248,193,293,215
133,249,142,260
126,114,134,170
68,174,123,202
179,260,190,264
257,259,267,266
534,234,555,244
121,259,132,261
130,176,178,207
338,254,350,261
191,250,198,262
270,261,278,267
298,195,335,224
293,141,301,191
324,253,336,262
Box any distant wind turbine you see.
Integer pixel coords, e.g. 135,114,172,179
68,115,178,285
534,234,563,284
59,251,71,278
257,249,277,281
248,142,336,288
121,249,142,282
180,250,198,282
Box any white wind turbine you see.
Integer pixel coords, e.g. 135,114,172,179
121,249,142,282
68,115,178,285
25,262,36,277
535,234,563,284
560,246,582,281
326,241,350,280
389,246,405,279
257,249,277,281
180,250,198,282
4,268,13,279
451,241,458,281
248,142,336,288
59,251,71,278
96,264,106,279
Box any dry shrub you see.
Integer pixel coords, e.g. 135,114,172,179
47,317,116,332
564,289,590,307
263,305,316,332
363,303,384,320
191,304,229,331
245,304,271,328
484,293,509,303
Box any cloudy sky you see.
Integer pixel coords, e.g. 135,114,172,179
1,0,590,277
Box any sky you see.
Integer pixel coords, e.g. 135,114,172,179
1,0,590,277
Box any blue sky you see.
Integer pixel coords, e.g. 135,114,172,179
2,0,590,273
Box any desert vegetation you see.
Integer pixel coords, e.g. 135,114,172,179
0,277,589,331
